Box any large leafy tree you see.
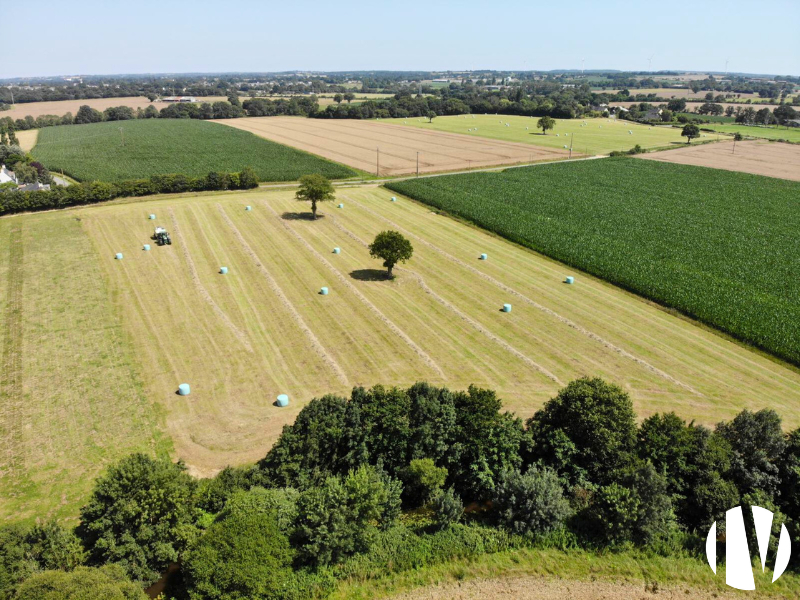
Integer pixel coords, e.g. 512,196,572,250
537,115,555,135
681,123,700,143
78,454,197,584
716,409,786,500
525,377,636,488
493,466,571,535
368,230,413,278
293,466,400,566
295,174,335,219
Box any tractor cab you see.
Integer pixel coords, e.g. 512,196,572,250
153,226,172,246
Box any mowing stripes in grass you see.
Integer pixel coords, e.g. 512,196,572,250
31,119,357,182
386,158,800,366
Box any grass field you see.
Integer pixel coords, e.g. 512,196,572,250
385,115,695,155
30,119,357,182
703,123,800,142
3,184,800,521
386,158,800,366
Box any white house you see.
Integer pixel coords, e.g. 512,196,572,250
0,164,16,185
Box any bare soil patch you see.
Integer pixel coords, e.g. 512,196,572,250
637,140,800,181
389,576,748,600
216,117,571,175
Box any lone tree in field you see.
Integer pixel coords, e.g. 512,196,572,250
369,230,413,278
296,174,335,219
426,111,437,123
537,115,555,135
681,123,701,144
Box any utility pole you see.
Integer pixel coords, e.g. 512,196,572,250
119,127,125,147
569,134,574,159
376,147,380,176
416,152,419,177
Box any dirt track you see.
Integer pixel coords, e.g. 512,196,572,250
637,140,800,181
216,117,572,175
390,576,758,599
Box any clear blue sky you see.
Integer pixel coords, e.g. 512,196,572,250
5,0,798,79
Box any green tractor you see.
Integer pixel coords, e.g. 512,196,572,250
153,226,172,246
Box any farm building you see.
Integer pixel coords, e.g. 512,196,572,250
0,164,16,184
161,96,197,103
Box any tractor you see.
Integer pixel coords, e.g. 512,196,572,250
153,226,172,246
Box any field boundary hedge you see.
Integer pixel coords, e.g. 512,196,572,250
0,168,258,217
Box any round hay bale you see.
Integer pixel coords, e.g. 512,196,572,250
245,206,252,211
391,196,397,202
338,203,344,208
480,253,488,260
178,383,191,396
502,303,512,313
565,276,575,284
115,253,123,260
143,244,150,251
276,394,289,407
333,247,341,254
220,267,228,274
320,287,329,295
149,214,156,220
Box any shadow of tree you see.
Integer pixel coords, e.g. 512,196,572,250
281,212,325,221
350,269,391,282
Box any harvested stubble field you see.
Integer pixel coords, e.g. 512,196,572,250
0,96,232,121
215,116,569,175
30,119,356,182
638,139,800,181
386,114,691,155
3,185,800,521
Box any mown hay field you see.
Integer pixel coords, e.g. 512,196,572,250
0,96,231,120
3,184,800,521
638,139,800,182
386,158,800,366
385,114,692,155
216,117,569,175
30,119,356,182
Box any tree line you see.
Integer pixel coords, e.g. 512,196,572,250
2,377,798,599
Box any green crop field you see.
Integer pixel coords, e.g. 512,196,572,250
384,114,702,155
703,123,800,142
386,158,800,366
30,119,357,182
4,184,800,521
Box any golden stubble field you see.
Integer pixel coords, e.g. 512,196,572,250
216,117,571,175
638,139,800,181
3,185,800,520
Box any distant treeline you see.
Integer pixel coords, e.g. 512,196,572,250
0,168,259,216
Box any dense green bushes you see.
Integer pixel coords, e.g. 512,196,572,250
4,377,800,599
0,168,258,216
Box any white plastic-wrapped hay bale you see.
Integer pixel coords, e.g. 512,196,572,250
502,304,512,313
149,214,156,220
143,244,150,251
276,394,289,407
220,267,228,274
245,205,252,211
391,196,397,202
480,253,488,260
332,247,341,254
115,253,123,260
565,276,575,284
337,203,344,208
178,383,191,396
320,287,329,295
564,145,568,149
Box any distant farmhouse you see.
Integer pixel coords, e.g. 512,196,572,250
0,164,17,185
161,96,197,103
